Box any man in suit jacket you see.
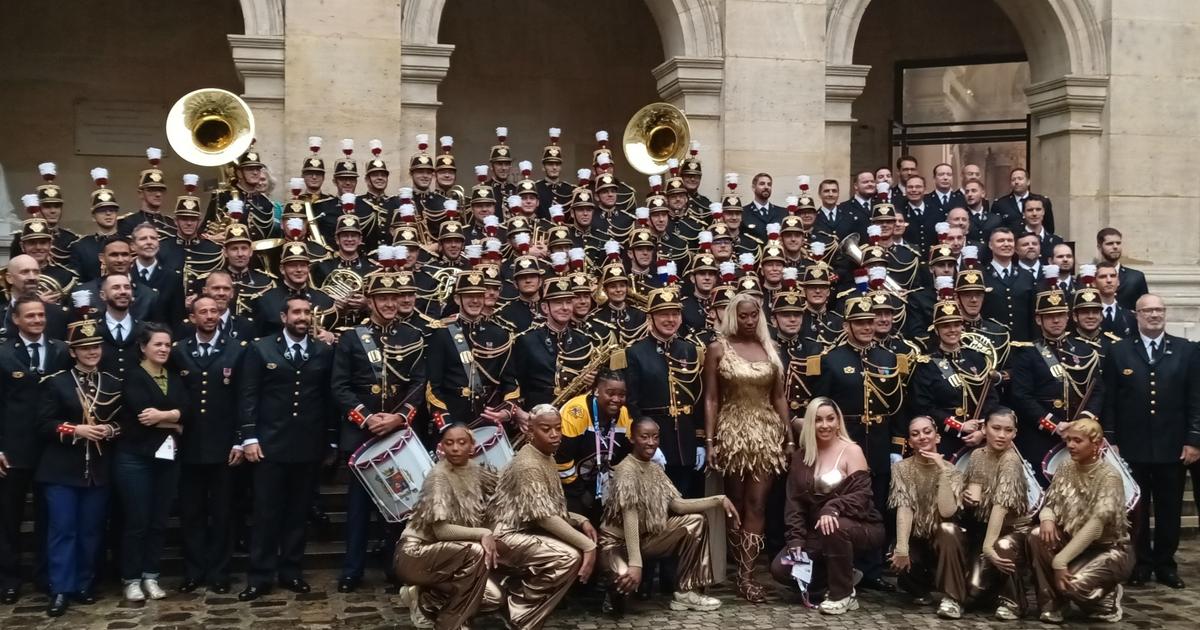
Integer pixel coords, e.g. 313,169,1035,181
741,173,786,242
0,255,70,341
1016,197,1063,261
963,181,1003,246
76,238,159,323
0,296,70,603
992,167,1056,234
1094,262,1137,338
899,175,941,254
925,162,964,214
1102,294,1200,588
238,295,334,601
1096,227,1149,309
90,273,143,381
813,178,865,242
129,224,184,325
981,228,1037,341
835,171,876,231
170,296,248,594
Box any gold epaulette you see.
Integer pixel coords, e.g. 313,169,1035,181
1010,340,1033,347
805,354,821,376
117,211,134,220
425,382,448,411
1104,332,1122,342
835,287,857,299
914,353,931,364
40,370,66,383
897,353,909,375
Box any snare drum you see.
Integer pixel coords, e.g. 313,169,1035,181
952,447,1044,516
348,428,434,523
1042,442,1140,512
472,424,515,470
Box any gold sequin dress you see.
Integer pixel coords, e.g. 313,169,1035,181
713,339,787,478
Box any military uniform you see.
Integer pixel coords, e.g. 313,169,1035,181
981,263,1036,341
205,169,278,242
513,316,597,410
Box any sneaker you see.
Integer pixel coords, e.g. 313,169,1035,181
123,581,146,602
819,590,859,615
400,585,433,628
994,603,1020,621
1039,610,1065,624
142,579,166,600
936,598,962,619
669,590,722,612
1092,585,1123,623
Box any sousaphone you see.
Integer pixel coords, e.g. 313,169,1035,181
622,102,691,175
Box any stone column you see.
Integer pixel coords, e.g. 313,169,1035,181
653,56,724,185
228,34,285,182
399,43,454,185
283,2,404,185
720,0,828,201
824,63,870,193
1024,76,1107,245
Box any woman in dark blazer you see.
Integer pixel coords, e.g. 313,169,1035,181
113,322,189,602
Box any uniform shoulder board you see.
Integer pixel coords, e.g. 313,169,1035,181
1104,332,1122,342
835,287,857,299
1010,340,1033,348
805,353,821,376
40,369,66,383
914,354,931,364
117,211,134,220
262,269,279,279
417,312,437,324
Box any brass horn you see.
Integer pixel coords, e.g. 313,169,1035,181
166,88,256,167
838,233,906,294
622,102,691,175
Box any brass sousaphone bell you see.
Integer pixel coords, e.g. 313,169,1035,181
622,102,691,175
166,88,256,167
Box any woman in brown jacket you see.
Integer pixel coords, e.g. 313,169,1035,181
769,397,884,615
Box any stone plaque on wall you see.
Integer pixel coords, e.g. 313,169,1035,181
74,99,168,157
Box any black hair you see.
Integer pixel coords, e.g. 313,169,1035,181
594,369,625,387
281,294,311,315
12,294,45,316
137,321,172,350
987,407,1018,427
100,235,131,252
632,417,660,435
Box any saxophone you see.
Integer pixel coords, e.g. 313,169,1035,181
552,338,619,407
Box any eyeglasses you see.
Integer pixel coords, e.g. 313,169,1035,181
1136,307,1166,314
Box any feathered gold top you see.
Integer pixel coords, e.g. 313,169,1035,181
889,458,963,539
602,456,681,536
491,443,569,529
964,446,1028,521
408,460,495,535
1041,457,1127,541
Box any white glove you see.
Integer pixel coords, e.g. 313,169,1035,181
695,447,707,471
890,453,903,465
651,448,667,468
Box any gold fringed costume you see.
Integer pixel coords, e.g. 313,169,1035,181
394,461,496,630
712,339,787,479
1028,458,1133,620
599,456,722,592
889,457,968,603
963,446,1030,616
492,444,593,630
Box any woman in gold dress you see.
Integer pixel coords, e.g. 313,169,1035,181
1028,418,1132,624
703,292,791,602
961,408,1032,621
394,424,497,630
888,416,969,619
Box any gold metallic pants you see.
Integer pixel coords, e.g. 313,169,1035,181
495,531,582,630
394,538,491,630
967,526,1028,615
897,521,969,603
598,513,712,592
1028,526,1133,617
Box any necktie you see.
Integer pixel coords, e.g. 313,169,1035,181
1001,268,1009,280
114,322,124,344
200,342,211,358
140,268,151,282
1104,306,1114,323
291,343,304,362
28,342,40,372
1059,281,1068,293
1149,340,1159,363
941,194,948,206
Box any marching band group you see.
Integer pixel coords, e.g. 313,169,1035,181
0,124,1197,629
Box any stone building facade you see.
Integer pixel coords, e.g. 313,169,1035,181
2,0,1198,329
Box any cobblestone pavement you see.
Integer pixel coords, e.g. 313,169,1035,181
5,539,1198,629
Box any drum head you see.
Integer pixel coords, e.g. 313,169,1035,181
472,425,500,456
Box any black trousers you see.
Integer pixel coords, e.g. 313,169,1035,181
248,461,318,587
0,468,35,589
1129,462,1185,573
179,463,234,584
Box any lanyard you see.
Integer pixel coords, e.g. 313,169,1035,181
591,396,617,499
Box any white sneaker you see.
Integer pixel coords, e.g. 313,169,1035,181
400,585,433,628
142,579,167,600
936,598,962,619
1093,585,1124,623
123,581,146,602
669,590,722,611
818,590,859,615
994,603,1020,620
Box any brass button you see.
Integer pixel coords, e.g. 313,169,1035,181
201,399,206,404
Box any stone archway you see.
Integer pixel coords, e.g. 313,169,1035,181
824,0,1110,240
399,0,726,184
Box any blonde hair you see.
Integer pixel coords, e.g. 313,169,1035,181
1068,417,1104,443
798,396,853,467
719,292,783,374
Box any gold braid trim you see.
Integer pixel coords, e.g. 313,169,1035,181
492,444,569,528
888,459,963,539
966,447,1027,520
602,456,681,536
408,460,495,533
1043,458,1127,540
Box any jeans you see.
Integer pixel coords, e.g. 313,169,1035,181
43,483,108,595
113,450,179,582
